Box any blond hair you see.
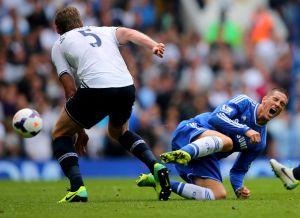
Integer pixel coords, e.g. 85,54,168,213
55,6,83,34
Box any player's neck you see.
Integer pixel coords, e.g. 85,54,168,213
256,104,268,125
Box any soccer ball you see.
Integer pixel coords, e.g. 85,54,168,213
12,108,43,138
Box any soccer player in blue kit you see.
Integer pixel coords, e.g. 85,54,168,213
137,88,288,200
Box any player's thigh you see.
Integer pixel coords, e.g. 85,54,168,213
67,88,108,129
199,130,233,148
52,108,82,139
109,85,135,130
193,177,227,200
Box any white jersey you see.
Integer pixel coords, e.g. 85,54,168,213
51,26,133,88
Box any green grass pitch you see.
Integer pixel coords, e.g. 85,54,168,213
1,178,300,218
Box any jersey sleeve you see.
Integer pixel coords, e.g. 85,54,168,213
229,148,262,192
51,41,72,77
106,26,121,46
208,95,251,135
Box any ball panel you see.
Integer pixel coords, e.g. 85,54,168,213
13,118,28,133
12,108,43,138
24,117,43,132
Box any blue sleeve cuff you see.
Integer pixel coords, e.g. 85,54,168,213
241,126,250,135
230,171,245,192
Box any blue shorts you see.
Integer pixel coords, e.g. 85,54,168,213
171,120,222,183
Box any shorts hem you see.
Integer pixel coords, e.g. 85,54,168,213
64,104,87,129
190,131,205,143
187,173,222,183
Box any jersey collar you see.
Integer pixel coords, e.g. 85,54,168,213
254,103,263,127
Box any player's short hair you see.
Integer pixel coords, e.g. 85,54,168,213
267,88,289,99
55,6,83,34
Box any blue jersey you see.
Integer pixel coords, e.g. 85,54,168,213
173,94,267,191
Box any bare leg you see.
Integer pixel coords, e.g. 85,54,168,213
52,109,85,193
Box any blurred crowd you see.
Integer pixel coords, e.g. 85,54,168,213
0,0,300,161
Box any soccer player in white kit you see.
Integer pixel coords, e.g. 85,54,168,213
51,6,171,203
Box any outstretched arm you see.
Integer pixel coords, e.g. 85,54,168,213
115,27,165,58
230,149,262,199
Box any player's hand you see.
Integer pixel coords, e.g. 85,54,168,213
235,186,251,199
152,43,165,58
245,129,261,144
74,129,89,156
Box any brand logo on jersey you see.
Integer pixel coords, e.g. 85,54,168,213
237,134,247,149
221,105,233,115
187,122,206,131
60,36,65,44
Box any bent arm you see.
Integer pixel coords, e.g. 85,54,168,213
208,95,253,136
209,112,250,136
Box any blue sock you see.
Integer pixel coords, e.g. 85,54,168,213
181,144,196,158
171,181,184,194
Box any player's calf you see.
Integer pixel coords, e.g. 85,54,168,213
163,136,229,163
118,130,157,173
53,136,85,194
171,181,216,200
183,136,224,159
118,130,172,200
137,174,215,201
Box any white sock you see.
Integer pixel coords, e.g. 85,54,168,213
182,136,223,159
175,182,215,200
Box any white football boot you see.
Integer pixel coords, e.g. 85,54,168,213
270,159,299,190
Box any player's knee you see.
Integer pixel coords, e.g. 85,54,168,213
221,136,233,151
52,128,60,140
52,123,73,140
213,189,227,200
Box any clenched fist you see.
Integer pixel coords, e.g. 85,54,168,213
245,129,261,144
152,43,165,58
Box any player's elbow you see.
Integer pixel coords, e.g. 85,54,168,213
65,89,76,100
116,27,133,45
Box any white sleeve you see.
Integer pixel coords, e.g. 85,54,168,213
112,27,121,46
106,26,120,46
51,41,72,77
